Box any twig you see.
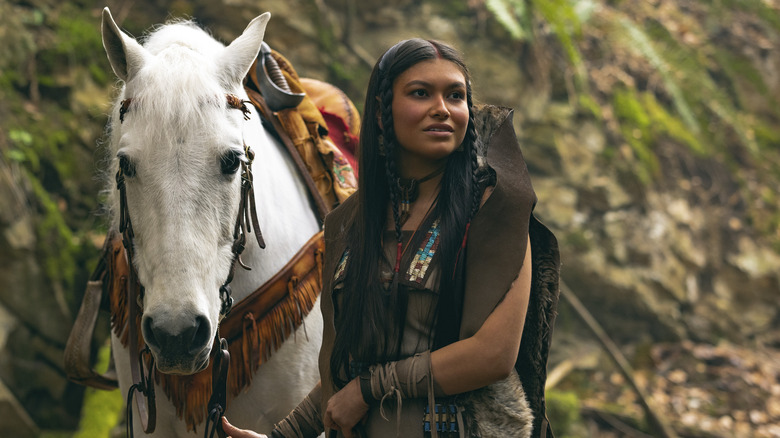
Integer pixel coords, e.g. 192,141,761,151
545,358,574,390
581,406,655,438
559,280,679,438
342,0,375,68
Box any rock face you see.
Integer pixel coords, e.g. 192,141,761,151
0,0,778,434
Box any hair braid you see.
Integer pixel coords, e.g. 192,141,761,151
379,76,404,246
466,89,482,221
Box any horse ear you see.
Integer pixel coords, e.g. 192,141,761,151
220,12,271,86
101,7,149,82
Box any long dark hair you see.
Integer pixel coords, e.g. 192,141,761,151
331,39,483,387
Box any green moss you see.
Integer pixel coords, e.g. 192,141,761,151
713,48,770,98
53,8,104,65
564,230,592,252
717,0,780,32
28,172,79,292
611,88,657,183
485,0,532,40
532,0,588,91
328,60,356,83
639,17,764,155
73,341,123,438
612,17,700,136
640,92,705,155
7,129,39,169
610,86,714,183
577,94,602,120
433,0,472,19
753,121,780,149
545,389,582,436
613,89,650,129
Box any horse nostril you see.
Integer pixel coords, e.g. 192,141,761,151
188,315,211,355
142,314,211,358
143,316,158,349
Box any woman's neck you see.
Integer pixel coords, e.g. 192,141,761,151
387,174,442,231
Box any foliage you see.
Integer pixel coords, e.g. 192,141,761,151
532,0,589,90
545,389,583,437
1,2,109,300
485,0,532,40
52,6,110,84
482,0,780,246
73,341,123,438
609,15,700,136
0,3,37,84
27,170,79,292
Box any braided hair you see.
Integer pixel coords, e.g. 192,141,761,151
331,39,485,387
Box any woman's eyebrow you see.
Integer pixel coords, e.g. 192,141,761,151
403,79,467,89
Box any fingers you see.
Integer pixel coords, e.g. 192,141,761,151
221,417,267,438
222,417,237,436
324,412,340,432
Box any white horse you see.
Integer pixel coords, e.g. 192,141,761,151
101,8,322,436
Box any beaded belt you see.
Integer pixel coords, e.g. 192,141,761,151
423,403,460,436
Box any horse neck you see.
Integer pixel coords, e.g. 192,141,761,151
228,110,321,302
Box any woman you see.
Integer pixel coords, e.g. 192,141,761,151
224,38,559,438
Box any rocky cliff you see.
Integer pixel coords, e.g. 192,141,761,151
1,0,778,436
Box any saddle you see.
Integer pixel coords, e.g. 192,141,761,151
247,42,358,220
64,44,360,430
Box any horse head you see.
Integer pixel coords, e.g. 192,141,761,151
101,8,270,375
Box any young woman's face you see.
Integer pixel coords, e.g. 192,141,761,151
390,58,469,177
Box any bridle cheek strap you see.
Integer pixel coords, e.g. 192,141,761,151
116,167,157,435
219,143,265,317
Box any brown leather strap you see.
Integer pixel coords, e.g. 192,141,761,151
64,279,119,389
126,237,156,434
540,415,553,438
205,337,230,438
64,234,119,389
220,231,324,342
245,86,331,221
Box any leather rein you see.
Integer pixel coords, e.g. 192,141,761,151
116,94,264,438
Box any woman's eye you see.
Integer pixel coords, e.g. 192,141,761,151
449,91,465,100
411,89,428,97
220,150,242,175
118,154,136,177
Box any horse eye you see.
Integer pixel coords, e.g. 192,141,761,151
118,154,136,177
220,150,242,175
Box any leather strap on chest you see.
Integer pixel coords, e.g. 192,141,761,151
220,231,324,342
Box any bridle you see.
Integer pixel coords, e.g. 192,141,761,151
116,94,265,438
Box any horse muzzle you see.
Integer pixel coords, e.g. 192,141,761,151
142,313,213,374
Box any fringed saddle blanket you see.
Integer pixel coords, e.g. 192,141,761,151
109,232,324,431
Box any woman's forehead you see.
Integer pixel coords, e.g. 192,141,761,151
394,59,466,88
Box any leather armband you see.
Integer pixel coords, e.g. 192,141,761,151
365,350,445,402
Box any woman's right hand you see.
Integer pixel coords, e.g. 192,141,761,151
324,378,369,437
222,417,268,438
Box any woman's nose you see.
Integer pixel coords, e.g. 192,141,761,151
430,96,450,118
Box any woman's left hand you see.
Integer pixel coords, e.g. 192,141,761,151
324,378,369,438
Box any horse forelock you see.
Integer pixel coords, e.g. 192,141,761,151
116,20,244,142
